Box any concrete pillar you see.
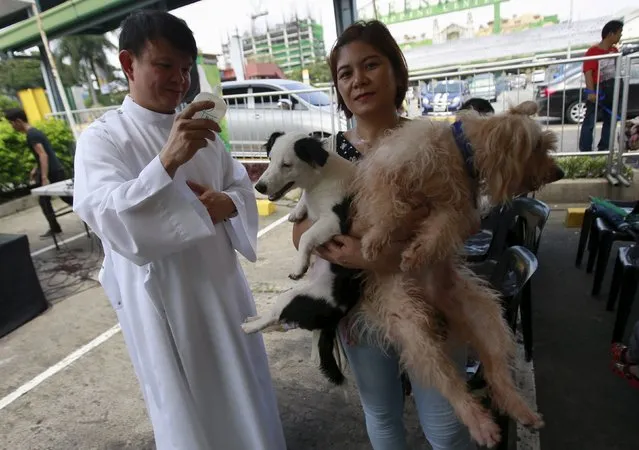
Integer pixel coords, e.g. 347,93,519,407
333,0,356,36
332,0,357,128
38,45,64,113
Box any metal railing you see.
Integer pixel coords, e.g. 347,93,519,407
613,52,639,186
405,52,637,171
46,87,347,159
45,53,637,177
47,105,119,133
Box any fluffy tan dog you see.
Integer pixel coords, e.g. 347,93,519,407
348,101,562,448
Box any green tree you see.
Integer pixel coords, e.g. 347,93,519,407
0,58,45,95
54,34,117,106
288,59,332,85
0,95,20,118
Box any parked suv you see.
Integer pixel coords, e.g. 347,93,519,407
221,79,346,153
535,58,639,124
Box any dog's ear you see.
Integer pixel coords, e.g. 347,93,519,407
509,100,538,116
476,114,535,200
263,131,285,157
294,137,329,168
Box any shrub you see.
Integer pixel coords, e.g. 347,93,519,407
556,155,634,180
0,95,20,118
0,117,75,193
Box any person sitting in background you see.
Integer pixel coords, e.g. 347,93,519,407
460,97,495,115
611,320,639,389
5,108,71,238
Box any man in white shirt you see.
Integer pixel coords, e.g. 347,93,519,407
72,10,286,450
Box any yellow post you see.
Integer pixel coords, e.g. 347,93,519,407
564,207,587,228
17,88,51,123
256,199,276,216
33,88,52,119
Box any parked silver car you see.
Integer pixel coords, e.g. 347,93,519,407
221,79,346,154
468,73,497,102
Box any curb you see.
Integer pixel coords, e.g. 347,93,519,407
0,195,39,219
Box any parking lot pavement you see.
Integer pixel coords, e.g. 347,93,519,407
0,200,437,450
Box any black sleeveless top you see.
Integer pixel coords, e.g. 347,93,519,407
335,132,362,162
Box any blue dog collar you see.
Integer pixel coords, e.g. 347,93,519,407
451,120,479,207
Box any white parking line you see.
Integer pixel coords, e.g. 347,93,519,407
257,215,289,238
0,325,121,411
30,231,92,257
0,213,290,412
29,214,290,258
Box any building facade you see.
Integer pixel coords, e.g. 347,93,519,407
222,16,325,75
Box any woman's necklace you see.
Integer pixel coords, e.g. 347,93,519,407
351,129,372,150
352,117,402,150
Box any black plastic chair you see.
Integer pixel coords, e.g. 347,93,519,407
464,203,515,263
587,217,635,296
466,245,539,365
489,245,539,331
511,197,551,253
606,245,639,343
509,197,550,361
576,199,636,268
470,246,539,450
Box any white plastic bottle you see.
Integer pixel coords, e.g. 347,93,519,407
192,87,227,122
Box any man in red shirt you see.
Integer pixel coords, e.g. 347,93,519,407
579,20,623,152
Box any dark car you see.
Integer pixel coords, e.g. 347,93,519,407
421,80,471,115
535,58,639,124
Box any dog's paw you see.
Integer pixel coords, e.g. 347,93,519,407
478,419,502,449
288,260,309,280
243,315,260,323
517,410,545,430
241,321,261,334
288,211,305,223
361,235,385,262
288,270,307,281
400,246,426,272
464,407,501,449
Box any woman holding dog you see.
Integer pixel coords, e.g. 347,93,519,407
293,20,474,450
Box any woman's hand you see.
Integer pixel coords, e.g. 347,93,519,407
315,235,372,270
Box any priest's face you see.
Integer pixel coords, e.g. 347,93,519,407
120,38,193,113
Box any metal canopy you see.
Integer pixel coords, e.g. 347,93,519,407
0,1,78,31
0,0,199,53
332,0,356,37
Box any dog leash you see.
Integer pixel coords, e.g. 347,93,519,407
451,120,479,208
584,88,622,121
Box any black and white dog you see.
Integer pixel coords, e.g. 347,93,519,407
242,131,363,384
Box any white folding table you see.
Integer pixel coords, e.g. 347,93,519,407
30,179,91,250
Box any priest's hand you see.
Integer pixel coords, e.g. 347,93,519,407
187,180,237,224
160,101,222,178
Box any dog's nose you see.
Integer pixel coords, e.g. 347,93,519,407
255,182,267,194
551,165,565,182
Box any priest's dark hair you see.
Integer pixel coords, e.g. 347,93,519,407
118,10,198,61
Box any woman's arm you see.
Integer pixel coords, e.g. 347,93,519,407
292,218,313,250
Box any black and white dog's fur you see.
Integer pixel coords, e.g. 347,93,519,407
242,131,362,384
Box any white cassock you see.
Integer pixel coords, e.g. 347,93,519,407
73,96,286,450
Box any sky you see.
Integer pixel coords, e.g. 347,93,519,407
169,0,639,56
98,0,637,71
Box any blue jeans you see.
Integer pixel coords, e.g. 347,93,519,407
579,100,611,152
340,331,474,450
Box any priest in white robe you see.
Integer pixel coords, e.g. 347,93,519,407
72,10,286,450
